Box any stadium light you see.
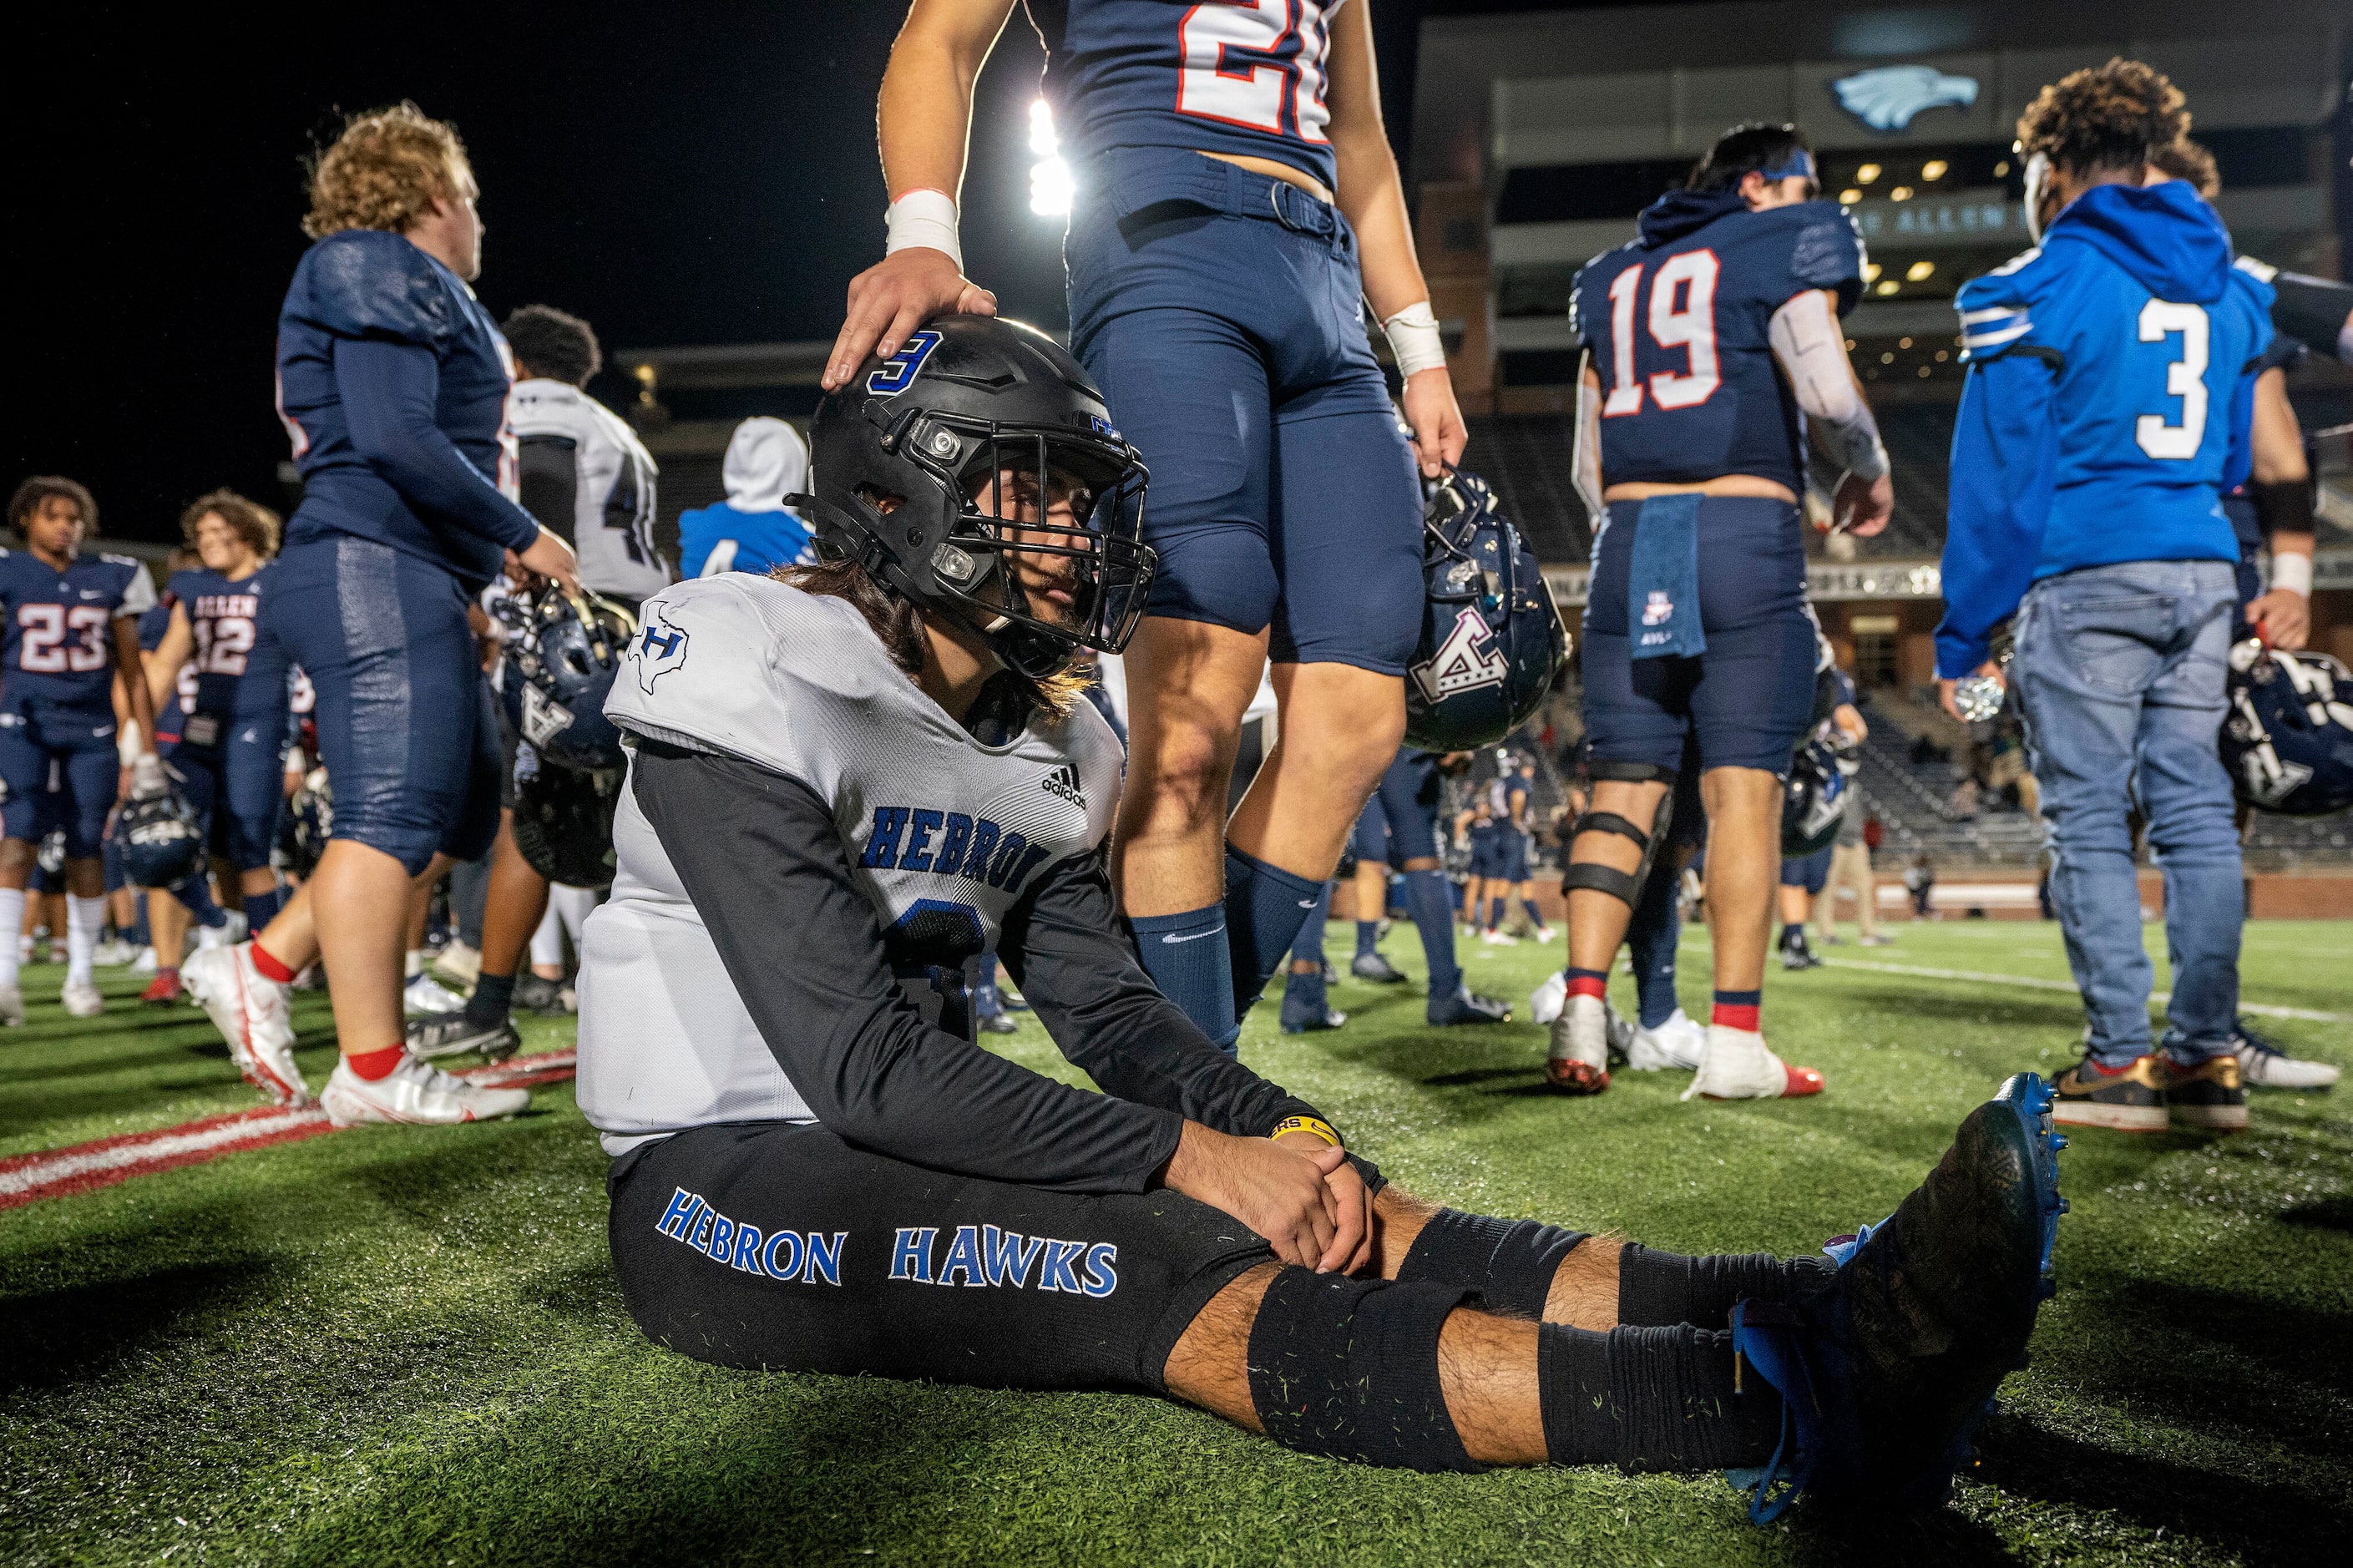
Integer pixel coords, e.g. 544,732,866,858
1030,99,1072,216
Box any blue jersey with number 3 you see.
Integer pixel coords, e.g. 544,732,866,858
1030,0,1348,191
0,549,155,719
1571,190,1865,495
1935,180,2273,675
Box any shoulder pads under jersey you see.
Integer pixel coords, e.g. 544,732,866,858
297,230,453,347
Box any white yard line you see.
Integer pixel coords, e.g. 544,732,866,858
0,1107,328,1196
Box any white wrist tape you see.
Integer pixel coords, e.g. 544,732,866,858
1769,291,1888,481
884,188,962,271
1381,301,1449,379
118,721,143,766
2271,550,2314,596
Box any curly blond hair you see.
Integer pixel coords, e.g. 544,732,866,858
2148,138,2220,198
2016,58,2188,176
180,488,281,561
302,103,471,240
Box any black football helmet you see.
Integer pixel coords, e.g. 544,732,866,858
119,784,207,890
512,764,622,888
284,767,333,880
1782,733,1856,857
791,315,1154,681
1404,470,1568,751
2220,641,2353,817
497,586,634,773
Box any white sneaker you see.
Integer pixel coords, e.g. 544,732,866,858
0,984,22,1026
1480,928,1519,947
185,943,310,1106
90,938,138,968
433,942,483,989
2234,1022,2340,1090
1604,997,1635,1061
195,922,230,952
1544,993,1611,1094
321,1052,529,1127
131,946,159,975
62,979,105,1019
1682,1025,1824,1100
1530,924,1556,943
1627,1008,1708,1072
1530,970,1566,1025
403,973,466,1016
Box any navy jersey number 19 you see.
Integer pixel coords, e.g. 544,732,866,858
1601,251,1723,416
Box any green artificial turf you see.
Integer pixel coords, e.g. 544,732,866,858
2,923,2346,1566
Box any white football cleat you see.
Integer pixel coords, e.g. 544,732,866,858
1626,1008,1708,1072
90,937,139,968
184,943,310,1105
1530,924,1557,943
0,984,23,1026
1480,928,1520,946
1544,992,1611,1095
1530,970,1566,1025
1682,1024,1824,1100
403,973,466,1016
433,942,483,989
61,979,105,1019
321,1053,529,1127
131,945,159,974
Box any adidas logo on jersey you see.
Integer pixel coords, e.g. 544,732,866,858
1040,763,1087,809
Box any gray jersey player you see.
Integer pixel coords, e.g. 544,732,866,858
577,313,2062,1519
504,305,670,604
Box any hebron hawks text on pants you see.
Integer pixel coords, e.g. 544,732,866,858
655,1186,846,1285
890,1224,1119,1297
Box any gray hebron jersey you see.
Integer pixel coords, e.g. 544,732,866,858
578,574,1124,1156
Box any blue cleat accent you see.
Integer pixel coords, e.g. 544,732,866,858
1727,1072,2068,1522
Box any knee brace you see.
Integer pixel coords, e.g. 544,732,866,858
1396,1208,1588,1320
1246,1267,1485,1472
1562,761,1677,908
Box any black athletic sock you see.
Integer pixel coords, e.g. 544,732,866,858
463,971,517,1030
1537,1322,1781,1472
1616,1243,1832,1330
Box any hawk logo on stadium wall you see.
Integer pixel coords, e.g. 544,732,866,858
630,606,689,693
1832,65,1979,132
1410,605,1510,705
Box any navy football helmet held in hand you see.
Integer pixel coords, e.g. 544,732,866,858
498,586,635,773
1403,470,1568,751
2221,641,2353,817
119,781,207,890
1783,734,1859,857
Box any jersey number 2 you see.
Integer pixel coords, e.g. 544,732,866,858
18,604,109,674
1602,251,1722,416
2133,300,2209,460
1177,1,1332,144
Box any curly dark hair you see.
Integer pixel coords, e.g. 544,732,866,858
303,102,470,240
1688,123,1812,193
2016,58,2189,175
503,305,602,387
8,475,96,536
179,488,281,560
776,557,1086,719
2148,138,2219,198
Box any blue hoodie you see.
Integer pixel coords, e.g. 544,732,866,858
1935,180,2274,677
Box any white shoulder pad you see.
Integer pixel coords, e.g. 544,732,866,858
605,574,904,793
507,379,590,438
110,559,159,616
98,551,141,567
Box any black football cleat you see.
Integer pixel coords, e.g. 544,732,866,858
1351,951,1409,984
512,973,574,1016
1280,973,1349,1034
1727,1073,2067,1521
407,1015,522,1064
1429,986,1510,1027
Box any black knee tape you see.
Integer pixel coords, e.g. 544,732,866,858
1536,1322,1781,1473
1395,1208,1588,1320
1246,1267,1485,1473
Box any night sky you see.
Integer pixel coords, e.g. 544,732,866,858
22,1,1577,544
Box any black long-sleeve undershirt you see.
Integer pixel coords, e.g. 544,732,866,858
630,742,1328,1194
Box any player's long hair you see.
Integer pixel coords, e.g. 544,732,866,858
179,490,281,561
776,558,1088,719
303,103,472,240
2016,59,2188,176
8,475,97,539
2148,139,2219,199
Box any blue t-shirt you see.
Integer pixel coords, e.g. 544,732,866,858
1031,0,1346,193
1572,192,1865,496
1937,181,2275,675
276,230,540,591
676,502,814,579
0,549,155,718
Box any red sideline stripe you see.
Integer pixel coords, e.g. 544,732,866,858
0,1049,578,1211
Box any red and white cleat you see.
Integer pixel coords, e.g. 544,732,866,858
320,1053,529,1127
1545,993,1612,1095
184,943,311,1106
1683,1024,1824,1100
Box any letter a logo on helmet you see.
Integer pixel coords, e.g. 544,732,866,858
1402,471,1568,751
1412,606,1510,704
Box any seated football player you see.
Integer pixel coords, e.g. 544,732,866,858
1549,123,1892,1100
579,317,2065,1520
0,476,164,1024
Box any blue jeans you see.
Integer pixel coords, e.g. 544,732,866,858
2011,559,2241,1065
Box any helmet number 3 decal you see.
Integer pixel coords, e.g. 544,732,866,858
868,330,944,397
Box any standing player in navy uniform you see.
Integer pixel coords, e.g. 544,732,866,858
0,477,163,1024
185,104,576,1122
827,0,1464,1052
1549,124,1891,1100
141,493,290,1019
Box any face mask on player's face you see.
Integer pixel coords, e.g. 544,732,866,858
967,464,1091,630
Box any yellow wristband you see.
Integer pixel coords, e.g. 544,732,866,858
1269,1115,1341,1149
